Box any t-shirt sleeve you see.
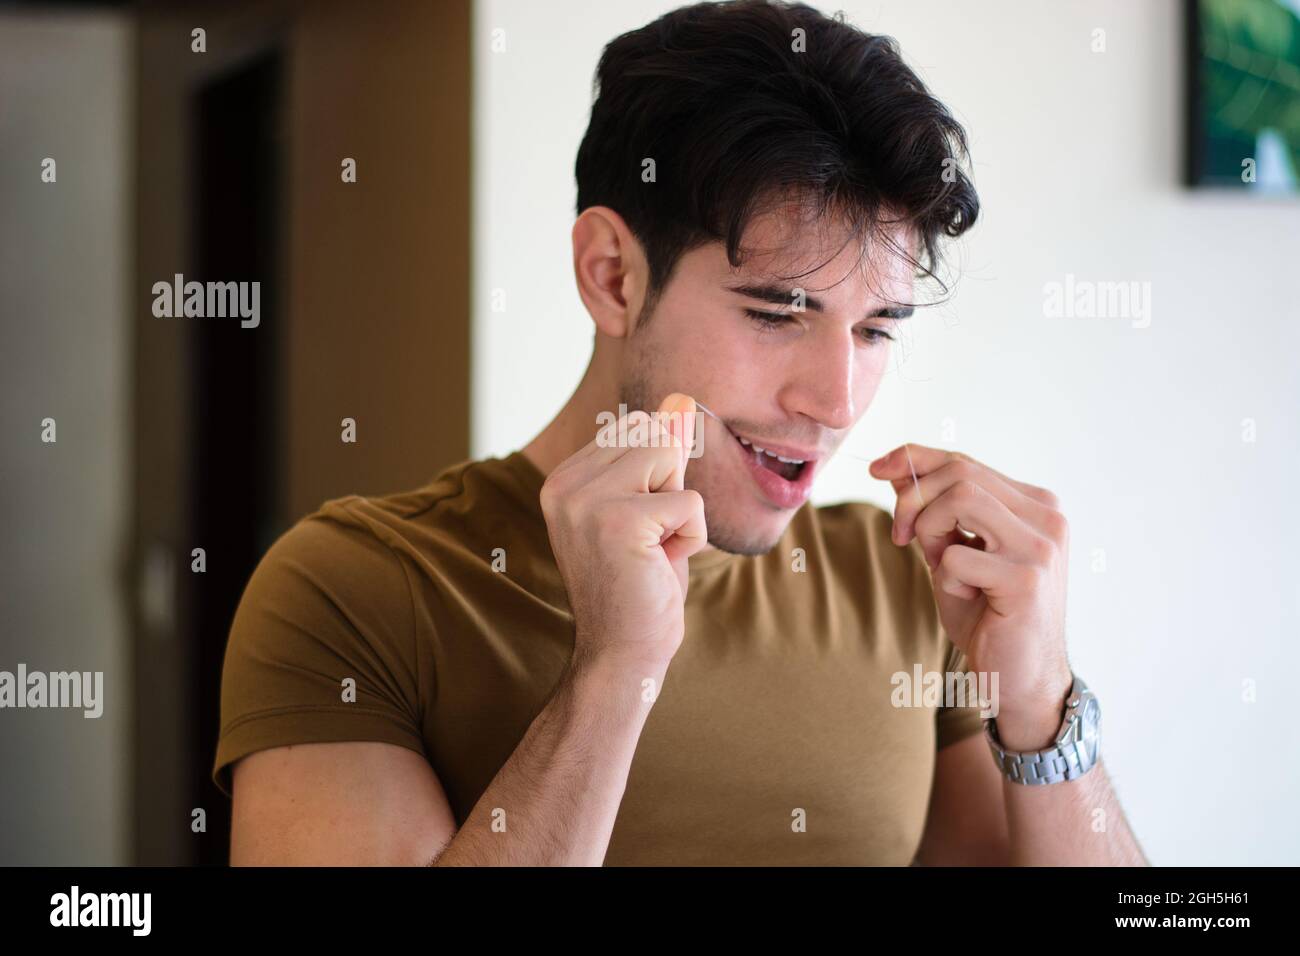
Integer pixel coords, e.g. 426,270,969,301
211,503,427,798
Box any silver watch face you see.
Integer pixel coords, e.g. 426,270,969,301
1080,696,1101,736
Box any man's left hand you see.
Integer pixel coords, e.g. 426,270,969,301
870,443,1073,749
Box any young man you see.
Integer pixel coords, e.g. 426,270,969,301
215,0,1145,866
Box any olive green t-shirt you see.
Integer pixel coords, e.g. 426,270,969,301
213,451,985,865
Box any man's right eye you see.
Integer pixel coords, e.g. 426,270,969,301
744,308,794,330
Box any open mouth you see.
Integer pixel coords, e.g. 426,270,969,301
734,433,808,482
694,400,820,510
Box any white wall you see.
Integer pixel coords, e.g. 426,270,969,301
0,12,133,864
473,0,1300,865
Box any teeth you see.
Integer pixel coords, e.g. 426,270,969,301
735,434,804,465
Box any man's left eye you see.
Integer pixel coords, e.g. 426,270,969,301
858,326,895,344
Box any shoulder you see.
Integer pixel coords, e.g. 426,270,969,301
249,495,414,597
230,498,417,670
262,455,511,565
240,454,528,618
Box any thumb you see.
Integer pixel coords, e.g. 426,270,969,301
656,392,696,492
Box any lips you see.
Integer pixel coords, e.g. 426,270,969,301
722,424,820,510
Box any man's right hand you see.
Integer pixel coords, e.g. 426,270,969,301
539,392,708,672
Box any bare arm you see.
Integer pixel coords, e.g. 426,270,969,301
913,729,1147,866
995,707,1147,866
432,649,662,866
230,739,457,866
913,733,1011,866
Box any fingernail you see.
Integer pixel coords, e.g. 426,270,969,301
679,395,697,451
658,392,696,454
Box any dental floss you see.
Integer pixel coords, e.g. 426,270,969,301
694,399,723,424
891,316,925,508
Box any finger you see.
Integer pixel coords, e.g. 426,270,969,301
873,443,1057,507
557,408,650,476
912,479,1032,567
656,393,696,493
920,527,983,570
870,442,948,480
564,400,686,490
604,438,689,496
631,489,708,564
891,459,1057,545
934,543,1030,614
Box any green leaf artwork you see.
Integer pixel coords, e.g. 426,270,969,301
1193,0,1300,191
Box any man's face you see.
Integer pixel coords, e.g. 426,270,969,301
620,207,917,555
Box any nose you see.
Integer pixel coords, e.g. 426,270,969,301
777,326,857,432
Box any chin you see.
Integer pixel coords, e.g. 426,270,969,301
689,464,802,556
710,536,782,557
702,509,791,556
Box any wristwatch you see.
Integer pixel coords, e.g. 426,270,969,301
983,674,1101,785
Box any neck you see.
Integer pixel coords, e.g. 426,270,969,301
521,346,619,477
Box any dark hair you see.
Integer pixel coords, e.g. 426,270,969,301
574,0,979,316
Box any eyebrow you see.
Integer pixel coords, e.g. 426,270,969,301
726,282,914,320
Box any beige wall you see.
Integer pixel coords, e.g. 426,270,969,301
286,0,472,517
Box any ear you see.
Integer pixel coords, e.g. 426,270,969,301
572,206,647,339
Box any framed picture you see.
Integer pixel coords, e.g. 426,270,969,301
1187,0,1300,192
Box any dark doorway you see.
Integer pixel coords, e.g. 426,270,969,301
188,51,285,865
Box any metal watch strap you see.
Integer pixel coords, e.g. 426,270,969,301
983,675,1100,785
